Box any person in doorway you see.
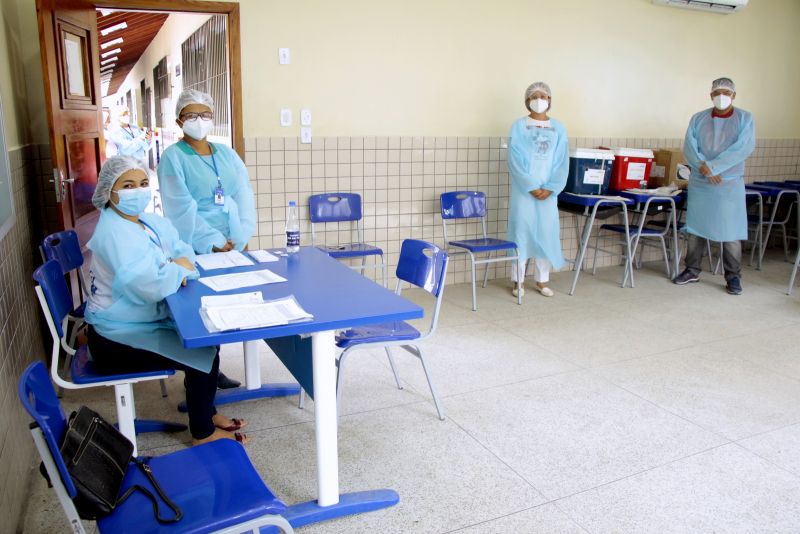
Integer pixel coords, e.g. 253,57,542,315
507,82,570,298
85,155,248,445
106,107,153,163
673,77,755,295
158,89,256,390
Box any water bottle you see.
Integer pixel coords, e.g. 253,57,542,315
285,201,300,253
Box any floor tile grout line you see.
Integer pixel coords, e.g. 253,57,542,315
441,500,591,534
729,440,800,480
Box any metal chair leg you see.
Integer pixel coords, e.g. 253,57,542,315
385,347,403,390
591,229,601,275
298,388,305,409
159,379,168,398
482,252,491,288
660,237,671,277
469,253,478,311
408,345,445,421
788,246,800,295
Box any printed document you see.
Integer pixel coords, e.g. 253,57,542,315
200,295,313,332
195,250,254,271
199,269,287,292
248,249,280,263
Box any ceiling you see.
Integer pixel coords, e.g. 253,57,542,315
97,10,168,97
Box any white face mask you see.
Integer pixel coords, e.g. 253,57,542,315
713,94,732,111
181,117,214,140
529,98,549,114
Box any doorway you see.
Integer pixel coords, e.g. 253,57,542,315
36,0,243,247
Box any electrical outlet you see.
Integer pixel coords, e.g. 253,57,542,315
300,127,312,144
280,108,292,127
278,48,291,65
300,109,312,126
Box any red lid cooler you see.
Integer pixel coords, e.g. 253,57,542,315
610,148,654,191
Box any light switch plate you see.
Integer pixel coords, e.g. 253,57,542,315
300,127,312,144
300,109,312,126
278,48,291,65
280,108,292,127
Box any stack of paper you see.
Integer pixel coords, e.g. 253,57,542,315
248,249,279,263
199,269,287,292
195,250,254,271
199,293,313,332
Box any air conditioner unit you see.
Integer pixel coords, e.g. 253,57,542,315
652,0,749,14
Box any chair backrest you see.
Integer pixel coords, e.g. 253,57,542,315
33,260,72,339
42,230,84,273
396,239,449,298
309,193,362,223
440,191,487,220
18,360,78,497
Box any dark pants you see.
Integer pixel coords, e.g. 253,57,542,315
87,325,219,440
684,233,742,281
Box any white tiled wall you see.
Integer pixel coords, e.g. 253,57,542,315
244,136,800,286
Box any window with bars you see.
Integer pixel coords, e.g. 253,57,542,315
153,56,170,128
181,15,230,141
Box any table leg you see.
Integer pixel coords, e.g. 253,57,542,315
569,208,598,296
312,330,339,506
244,340,261,390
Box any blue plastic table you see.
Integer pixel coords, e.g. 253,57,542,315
166,247,423,529
558,192,635,295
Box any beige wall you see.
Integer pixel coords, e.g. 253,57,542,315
238,0,800,139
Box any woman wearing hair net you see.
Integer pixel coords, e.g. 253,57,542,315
506,82,569,298
158,88,256,389
84,155,249,445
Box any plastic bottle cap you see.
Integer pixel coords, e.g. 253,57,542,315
289,201,296,206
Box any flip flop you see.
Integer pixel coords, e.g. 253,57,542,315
218,417,248,432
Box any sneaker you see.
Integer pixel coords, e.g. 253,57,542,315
535,285,554,297
673,269,700,285
726,276,742,295
217,372,241,390
512,285,525,298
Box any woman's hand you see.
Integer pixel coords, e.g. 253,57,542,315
530,189,552,200
173,256,196,271
212,240,234,253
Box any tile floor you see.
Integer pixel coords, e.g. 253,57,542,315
19,253,800,533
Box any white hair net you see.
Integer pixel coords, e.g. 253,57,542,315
92,155,149,209
711,77,736,93
525,82,552,101
174,89,215,118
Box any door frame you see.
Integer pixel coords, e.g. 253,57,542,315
90,0,244,156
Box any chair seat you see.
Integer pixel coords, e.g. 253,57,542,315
98,439,287,534
448,238,517,253
336,321,421,349
71,345,175,385
601,224,663,236
70,301,86,319
318,243,383,258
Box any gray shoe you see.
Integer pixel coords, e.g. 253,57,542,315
673,269,700,285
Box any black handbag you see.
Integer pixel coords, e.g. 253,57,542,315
58,406,183,523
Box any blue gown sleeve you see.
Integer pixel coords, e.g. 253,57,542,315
542,125,569,194
508,122,539,193
145,215,200,280
683,114,707,170
93,219,194,305
107,127,150,157
228,150,256,250
707,112,755,179
158,149,228,254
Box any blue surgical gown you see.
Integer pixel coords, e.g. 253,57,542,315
158,141,256,253
85,209,217,372
683,108,755,242
507,117,570,269
106,124,153,162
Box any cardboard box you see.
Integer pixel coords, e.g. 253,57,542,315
649,149,686,187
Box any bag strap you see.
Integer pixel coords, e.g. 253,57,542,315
116,458,183,524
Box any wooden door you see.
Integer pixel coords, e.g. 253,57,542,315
37,0,104,247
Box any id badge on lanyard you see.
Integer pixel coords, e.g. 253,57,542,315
214,179,225,206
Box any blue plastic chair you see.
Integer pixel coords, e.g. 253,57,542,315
18,361,293,534
335,239,448,420
440,191,521,311
309,193,388,286
33,260,185,456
